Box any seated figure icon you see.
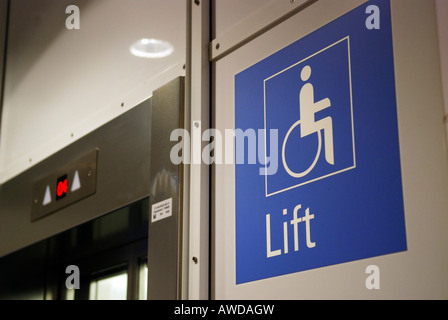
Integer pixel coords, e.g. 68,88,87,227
299,65,334,166
282,65,335,180
265,37,356,197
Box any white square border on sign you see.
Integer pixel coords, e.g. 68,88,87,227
263,36,357,198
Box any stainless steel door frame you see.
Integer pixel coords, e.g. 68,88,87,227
0,77,186,300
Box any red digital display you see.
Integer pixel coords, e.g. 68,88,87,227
56,175,68,200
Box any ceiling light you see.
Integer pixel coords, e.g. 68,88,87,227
130,38,174,59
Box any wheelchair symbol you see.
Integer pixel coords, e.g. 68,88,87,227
281,65,334,179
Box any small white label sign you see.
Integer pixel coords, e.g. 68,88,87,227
151,198,172,223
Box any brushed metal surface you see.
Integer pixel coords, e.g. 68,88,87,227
0,99,151,257
30,149,98,222
0,77,186,300
148,77,184,300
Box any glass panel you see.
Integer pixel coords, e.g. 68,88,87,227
138,259,148,300
64,198,149,255
93,206,130,240
0,198,148,300
89,271,128,300
0,240,48,300
65,288,75,300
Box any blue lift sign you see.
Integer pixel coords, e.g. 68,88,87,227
235,0,407,284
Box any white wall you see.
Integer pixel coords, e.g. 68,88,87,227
0,0,186,183
212,0,448,299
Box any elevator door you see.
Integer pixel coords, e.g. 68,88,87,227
0,198,149,300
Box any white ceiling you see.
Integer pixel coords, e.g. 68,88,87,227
0,0,186,182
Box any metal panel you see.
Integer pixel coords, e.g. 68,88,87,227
435,0,448,146
210,0,316,61
0,0,8,133
31,149,98,222
212,0,448,299
187,0,210,300
148,77,184,300
0,99,151,258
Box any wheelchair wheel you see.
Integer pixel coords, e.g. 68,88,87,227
281,119,322,178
